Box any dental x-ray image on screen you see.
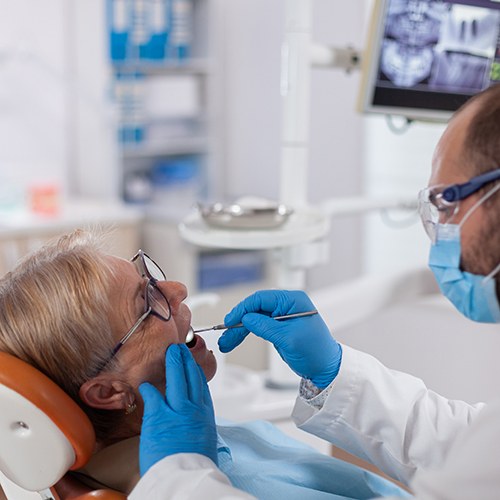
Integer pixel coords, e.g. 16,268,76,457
358,0,500,121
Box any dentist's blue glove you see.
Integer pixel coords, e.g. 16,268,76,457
138,343,218,476
219,290,342,389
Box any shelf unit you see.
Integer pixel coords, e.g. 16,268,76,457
105,0,218,208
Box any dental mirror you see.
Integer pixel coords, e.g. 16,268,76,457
186,326,196,347
185,310,318,347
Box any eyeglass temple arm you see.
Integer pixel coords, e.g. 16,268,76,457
442,169,500,203
115,307,152,352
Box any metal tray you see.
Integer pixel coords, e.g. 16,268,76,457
198,201,293,229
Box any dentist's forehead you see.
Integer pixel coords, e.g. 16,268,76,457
429,101,478,186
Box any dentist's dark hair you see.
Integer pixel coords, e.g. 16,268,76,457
460,83,500,177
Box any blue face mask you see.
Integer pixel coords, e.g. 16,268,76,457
429,223,500,323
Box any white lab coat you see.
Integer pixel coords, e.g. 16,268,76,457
128,453,255,499
293,344,500,499
130,344,500,499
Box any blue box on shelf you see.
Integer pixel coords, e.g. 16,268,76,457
198,251,266,291
107,0,193,63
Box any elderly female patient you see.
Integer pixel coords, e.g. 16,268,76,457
0,230,408,499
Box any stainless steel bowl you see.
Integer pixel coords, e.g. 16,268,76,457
198,201,293,229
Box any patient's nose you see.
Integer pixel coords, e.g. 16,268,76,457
159,280,187,312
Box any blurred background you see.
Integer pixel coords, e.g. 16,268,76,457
2,0,500,466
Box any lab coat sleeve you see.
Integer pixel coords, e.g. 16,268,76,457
128,453,256,500
409,398,500,500
292,344,484,486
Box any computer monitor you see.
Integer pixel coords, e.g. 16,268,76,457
358,0,500,122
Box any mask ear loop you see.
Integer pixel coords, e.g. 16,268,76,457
482,261,500,285
459,181,500,228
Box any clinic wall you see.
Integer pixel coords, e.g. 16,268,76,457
70,0,121,200
362,117,446,274
0,0,119,206
220,0,367,291
0,0,68,203
308,0,367,289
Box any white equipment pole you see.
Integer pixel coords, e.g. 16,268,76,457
268,0,315,387
279,0,312,210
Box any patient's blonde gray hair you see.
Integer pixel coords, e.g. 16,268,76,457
0,230,119,438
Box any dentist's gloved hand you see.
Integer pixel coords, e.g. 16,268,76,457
138,343,218,476
219,290,342,389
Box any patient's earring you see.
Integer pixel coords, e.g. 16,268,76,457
125,401,137,415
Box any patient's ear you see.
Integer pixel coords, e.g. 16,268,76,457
79,377,134,410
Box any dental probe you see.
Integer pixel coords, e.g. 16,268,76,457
188,310,318,341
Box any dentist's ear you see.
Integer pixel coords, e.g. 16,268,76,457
79,377,135,411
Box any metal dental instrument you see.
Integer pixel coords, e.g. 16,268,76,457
189,309,318,338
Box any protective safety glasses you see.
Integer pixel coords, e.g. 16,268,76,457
99,250,171,371
418,168,500,242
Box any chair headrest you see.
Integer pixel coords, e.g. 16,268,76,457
0,352,95,491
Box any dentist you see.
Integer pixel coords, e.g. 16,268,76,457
131,84,500,499
219,84,500,498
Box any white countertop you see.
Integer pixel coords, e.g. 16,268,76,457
0,199,143,236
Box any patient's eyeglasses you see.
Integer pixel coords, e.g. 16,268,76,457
99,250,171,371
418,168,500,242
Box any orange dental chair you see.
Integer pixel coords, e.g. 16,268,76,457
0,352,126,500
